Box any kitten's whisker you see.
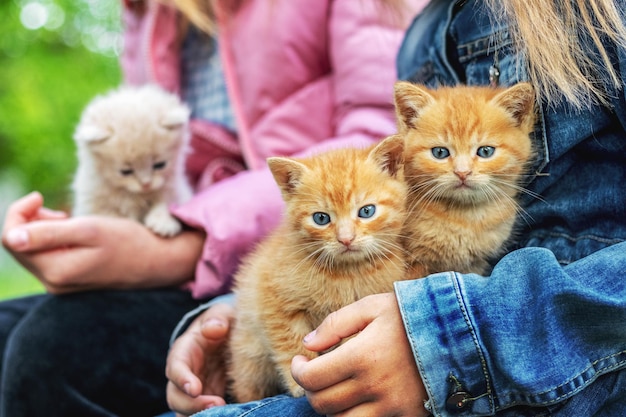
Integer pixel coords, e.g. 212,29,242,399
406,181,447,215
377,236,407,254
484,184,534,226
290,243,328,277
490,177,546,203
358,241,404,280
487,180,541,225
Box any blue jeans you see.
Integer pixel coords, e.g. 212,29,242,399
158,395,319,417
0,288,200,417
155,369,626,417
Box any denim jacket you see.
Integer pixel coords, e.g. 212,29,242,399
394,0,626,415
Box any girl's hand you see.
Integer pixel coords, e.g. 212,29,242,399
166,302,235,416
291,293,429,417
2,191,203,293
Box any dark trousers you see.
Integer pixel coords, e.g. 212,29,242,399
0,288,201,417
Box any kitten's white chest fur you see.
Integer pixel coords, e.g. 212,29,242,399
71,84,193,237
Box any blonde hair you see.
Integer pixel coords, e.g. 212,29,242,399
166,0,220,35
485,0,626,109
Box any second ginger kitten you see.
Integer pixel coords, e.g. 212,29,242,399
395,81,536,278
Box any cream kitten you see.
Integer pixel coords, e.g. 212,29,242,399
72,85,192,237
394,81,536,278
227,135,407,402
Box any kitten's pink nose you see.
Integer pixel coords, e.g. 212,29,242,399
454,170,472,182
338,235,355,247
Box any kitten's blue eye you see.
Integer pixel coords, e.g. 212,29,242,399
312,212,331,225
358,204,376,219
153,161,167,170
477,146,495,158
120,168,134,176
431,147,450,159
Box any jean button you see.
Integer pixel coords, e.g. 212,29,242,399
446,391,471,412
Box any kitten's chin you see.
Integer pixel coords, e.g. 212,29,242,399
446,190,489,207
334,247,370,264
127,184,163,194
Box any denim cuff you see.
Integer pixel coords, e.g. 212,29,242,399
395,274,494,416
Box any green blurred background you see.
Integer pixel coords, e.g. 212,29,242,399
0,0,122,300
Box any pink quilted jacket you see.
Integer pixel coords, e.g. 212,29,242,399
121,0,428,299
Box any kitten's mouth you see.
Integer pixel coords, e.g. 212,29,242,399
340,246,362,255
138,184,161,193
137,188,155,194
336,248,368,264
455,180,474,189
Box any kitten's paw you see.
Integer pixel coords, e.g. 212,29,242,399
144,209,182,237
288,383,305,398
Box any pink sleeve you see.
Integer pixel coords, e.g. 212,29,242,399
171,169,284,299
328,0,428,141
120,1,180,92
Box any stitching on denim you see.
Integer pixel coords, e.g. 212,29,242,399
523,232,624,265
457,29,511,63
451,272,495,411
528,231,625,245
532,100,551,176
395,283,440,416
238,396,292,417
409,330,439,415
496,350,626,409
539,351,626,397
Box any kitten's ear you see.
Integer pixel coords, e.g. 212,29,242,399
368,135,405,177
393,81,435,132
73,125,111,143
161,105,191,129
267,157,308,197
492,82,536,128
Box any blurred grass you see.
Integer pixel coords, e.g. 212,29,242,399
0,174,44,301
0,46,120,300
0,37,122,211
0,261,44,301
0,1,121,300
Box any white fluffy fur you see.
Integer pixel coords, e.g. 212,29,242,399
72,84,193,237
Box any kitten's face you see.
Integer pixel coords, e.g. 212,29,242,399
74,85,190,195
269,137,406,269
74,85,189,194
395,82,535,206
91,127,183,194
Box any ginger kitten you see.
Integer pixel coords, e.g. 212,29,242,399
394,81,536,278
71,85,192,237
227,135,407,402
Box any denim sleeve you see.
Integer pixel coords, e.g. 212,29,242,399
168,293,235,346
394,242,626,416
